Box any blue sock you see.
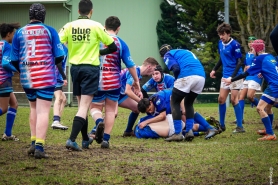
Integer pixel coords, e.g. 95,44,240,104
268,114,274,126
194,112,213,130
185,118,194,133
239,100,245,120
234,103,243,128
193,132,200,136
173,120,182,134
125,112,139,132
5,107,17,136
90,118,103,133
0,108,3,116
252,98,259,106
53,115,60,122
35,143,44,152
219,103,226,127
103,133,110,142
262,117,274,135
197,125,207,132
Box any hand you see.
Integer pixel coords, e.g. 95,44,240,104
245,65,250,70
257,73,263,78
63,80,68,86
139,120,148,129
210,70,216,78
137,92,143,99
222,77,232,85
132,81,141,95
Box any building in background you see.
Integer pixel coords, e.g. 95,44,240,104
0,0,163,105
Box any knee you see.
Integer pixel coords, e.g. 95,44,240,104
256,106,263,113
192,124,199,131
247,95,254,102
218,96,226,104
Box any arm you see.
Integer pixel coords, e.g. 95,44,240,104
171,64,180,79
231,58,244,78
141,88,149,98
231,71,249,82
270,24,278,55
127,66,141,96
125,83,141,102
56,61,66,80
139,111,167,128
99,42,117,55
2,44,18,72
210,59,222,78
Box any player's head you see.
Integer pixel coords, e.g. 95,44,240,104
159,44,172,57
29,3,46,23
248,36,256,49
251,39,265,55
79,0,93,17
141,57,159,76
0,23,20,43
138,98,154,114
217,23,232,43
152,65,164,82
105,16,121,34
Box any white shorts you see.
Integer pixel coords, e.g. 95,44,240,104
221,78,243,90
167,114,185,136
242,80,261,91
174,75,205,94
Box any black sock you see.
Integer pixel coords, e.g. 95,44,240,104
69,116,86,142
81,117,89,141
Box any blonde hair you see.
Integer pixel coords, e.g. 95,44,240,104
142,57,159,66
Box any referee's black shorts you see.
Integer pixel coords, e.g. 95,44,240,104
71,64,100,96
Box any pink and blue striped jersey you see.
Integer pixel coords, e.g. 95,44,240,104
0,40,13,85
98,35,135,91
10,22,65,89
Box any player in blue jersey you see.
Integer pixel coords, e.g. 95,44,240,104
118,57,158,137
210,23,245,133
159,44,206,142
141,65,174,98
51,44,68,130
0,23,20,142
233,36,263,124
88,16,140,148
137,89,219,140
10,3,66,159
223,39,277,141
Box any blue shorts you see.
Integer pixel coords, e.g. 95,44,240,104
93,88,121,102
23,87,55,102
0,78,13,96
118,94,129,104
134,125,160,139
261,85,278,104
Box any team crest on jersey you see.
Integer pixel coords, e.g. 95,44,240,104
251,62,256,67
235,48,241,53
156,98,161,106
270,59,277,64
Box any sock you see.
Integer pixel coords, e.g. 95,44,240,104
239,100,245,120
268,114,274,126
252,98,259,107
53,115,60,122
197,125,207,132
219,103,226,127
261,117,274,135
193,132,205,136
125,112,139,132
0,108,2,116
185,118,194,133
173,120,182,134
35,138,45,152
90,118,103,133
274,104,278,108
194,112,213,130
103,133,110,142
31,136,36,145
234,103,243,128
69,116,86,142
81,117,89,141
4,107,17,136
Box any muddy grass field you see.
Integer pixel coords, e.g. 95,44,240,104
0,104,277,185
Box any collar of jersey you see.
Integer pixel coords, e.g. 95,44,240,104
78,16,90,19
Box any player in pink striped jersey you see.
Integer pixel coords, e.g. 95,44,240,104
10,3,66,159
89,16,140,148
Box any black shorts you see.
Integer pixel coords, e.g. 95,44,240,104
71,64,100,96
54,86,63,91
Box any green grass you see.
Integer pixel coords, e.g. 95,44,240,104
0,104,277,185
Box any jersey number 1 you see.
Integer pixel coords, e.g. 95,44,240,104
27,39,36,57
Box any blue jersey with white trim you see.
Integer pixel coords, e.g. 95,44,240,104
120,66,141,95
163,49,205,79
142,73,174,92
247,54,278,93
148,88,172,116
244,52,262,84
0,40,13,84
218,38,243,78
